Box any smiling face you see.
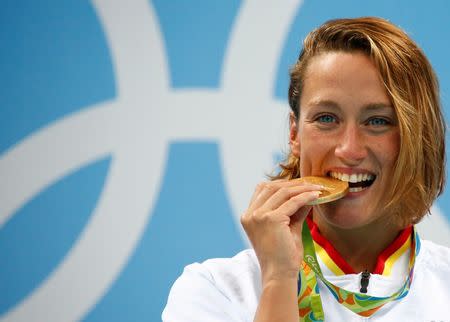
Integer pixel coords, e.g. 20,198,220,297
290,51,400,230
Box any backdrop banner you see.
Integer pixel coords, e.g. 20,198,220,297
1,1,449,321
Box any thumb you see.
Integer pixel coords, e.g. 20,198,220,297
289,206,312,250
290,206,311,231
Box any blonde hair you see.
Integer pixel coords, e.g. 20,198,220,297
275,17,446,227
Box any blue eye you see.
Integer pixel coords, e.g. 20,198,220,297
368,118,389,126
317,114,336,123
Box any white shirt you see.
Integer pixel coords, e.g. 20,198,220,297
162,239,450,321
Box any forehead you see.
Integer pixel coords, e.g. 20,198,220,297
300,51,391,109
304,51,380,88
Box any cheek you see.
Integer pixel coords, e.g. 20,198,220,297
374,133,400,167
298,128,334,175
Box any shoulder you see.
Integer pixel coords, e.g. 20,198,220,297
178,249,261,298
418,239,450,268
409,239,450,314
416,239,450,277
162,249,261,322
200,248,261,284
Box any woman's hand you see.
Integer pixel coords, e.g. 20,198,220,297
241,180,322,284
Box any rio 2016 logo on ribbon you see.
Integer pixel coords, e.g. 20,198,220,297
1,1,450,322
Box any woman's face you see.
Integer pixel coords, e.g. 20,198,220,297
290,51,400,230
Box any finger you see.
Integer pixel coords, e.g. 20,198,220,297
274,191,320,219
261,184,323,212
249,180,321,213
290,206,312,234
247,179,287,205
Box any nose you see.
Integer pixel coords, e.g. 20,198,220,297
334,124,367,164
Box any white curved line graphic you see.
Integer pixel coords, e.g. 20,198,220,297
0,102,117,227
0,0,169,321
223,0,301,97
3,1,448,322
0,1,302,321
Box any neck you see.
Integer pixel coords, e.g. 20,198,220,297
312,212,402,273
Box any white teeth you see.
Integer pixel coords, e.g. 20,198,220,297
330,171,375,183
349,187,364,193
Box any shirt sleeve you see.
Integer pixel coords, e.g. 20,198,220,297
162,263,247,322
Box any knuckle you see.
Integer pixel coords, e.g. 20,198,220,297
278,186,290,197
256,213,270,224
263,210,278,221
289,197,302,208
240,217,249,229
265,184,277,194
253,210,269,224
252,209,263,218
256,182,266,191
243,209,260,223
291,193,305,203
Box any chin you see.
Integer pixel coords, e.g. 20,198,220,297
314,203,378,230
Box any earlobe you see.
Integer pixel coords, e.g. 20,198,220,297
289,112,301,157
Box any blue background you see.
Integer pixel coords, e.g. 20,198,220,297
1,1,449,321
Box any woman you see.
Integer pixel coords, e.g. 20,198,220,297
163,17,450,321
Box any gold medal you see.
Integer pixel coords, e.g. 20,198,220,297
295,176,349,205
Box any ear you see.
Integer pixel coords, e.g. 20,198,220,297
289,112,301,157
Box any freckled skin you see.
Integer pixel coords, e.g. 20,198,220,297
241,51,403,321
290,52,400,235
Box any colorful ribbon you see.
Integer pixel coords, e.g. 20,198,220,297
297,221,420,321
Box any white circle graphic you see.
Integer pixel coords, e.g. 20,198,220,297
0,0,302,321
0,1,449,321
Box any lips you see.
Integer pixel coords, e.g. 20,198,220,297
328,171,376,193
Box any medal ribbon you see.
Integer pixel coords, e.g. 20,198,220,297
297,221,420,321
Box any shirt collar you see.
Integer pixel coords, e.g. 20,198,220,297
306,216,412,276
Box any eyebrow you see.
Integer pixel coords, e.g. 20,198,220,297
308,99,393,111
363,103,394,112
307,99,339,109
